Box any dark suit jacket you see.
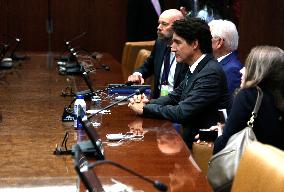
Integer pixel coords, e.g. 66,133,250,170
127,0,165,41
219,51,243,95
143,54,232,147
214,86,284,154
135,39,188,99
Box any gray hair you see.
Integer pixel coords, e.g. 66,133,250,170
209,19,239,51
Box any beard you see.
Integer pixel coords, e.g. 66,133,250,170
157,31,172,43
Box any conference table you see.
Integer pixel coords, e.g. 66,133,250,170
0,52,212,191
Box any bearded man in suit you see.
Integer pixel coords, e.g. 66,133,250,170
128,9,188,99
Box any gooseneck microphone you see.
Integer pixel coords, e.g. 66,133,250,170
68,49,110,71
75,87,146,122
83,160,168,191
61,80,140,121
73,89,146,159
70,86,145,122
1,33,26,60
65,32,87,47
9,36,21,60
60,32,86,62
69,87,147,157
0,43,9,58
85,86,147,120
77,71,96,98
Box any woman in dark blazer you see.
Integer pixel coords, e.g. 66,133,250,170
214,46,284,153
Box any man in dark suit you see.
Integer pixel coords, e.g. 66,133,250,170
128,9,188,99
127,0,165,42
209,19,243,95
128,18,231,147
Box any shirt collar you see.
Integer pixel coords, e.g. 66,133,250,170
217,52,232,62
189,54,206,73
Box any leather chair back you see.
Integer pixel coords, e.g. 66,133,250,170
231,142,284,192
134,49,151,69
121,41,154,81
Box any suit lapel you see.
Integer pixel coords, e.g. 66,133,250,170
156,41,167,72
181,54,213,99
174,62,181,83
174,62,188,87
193,54,213,75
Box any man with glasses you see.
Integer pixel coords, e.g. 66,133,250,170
128,9,188,99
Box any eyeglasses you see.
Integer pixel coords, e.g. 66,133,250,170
212,36,225,42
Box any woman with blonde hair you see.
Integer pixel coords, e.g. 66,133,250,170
213,45,284,153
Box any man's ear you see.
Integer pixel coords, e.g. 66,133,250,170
192,40,199,50
216,37,224,49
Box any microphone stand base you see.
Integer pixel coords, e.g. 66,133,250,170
0,60,13,69
12,54,28,61
71,140,104,159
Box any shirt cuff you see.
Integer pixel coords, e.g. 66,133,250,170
133,72,143,77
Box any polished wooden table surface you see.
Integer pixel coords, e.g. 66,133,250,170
0,53,212,191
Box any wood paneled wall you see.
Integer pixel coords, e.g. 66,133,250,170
0,0,178,61
3,0,282,62
238,0,284,63
1,0,129,60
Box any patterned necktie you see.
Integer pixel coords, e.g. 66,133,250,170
185,69,192,86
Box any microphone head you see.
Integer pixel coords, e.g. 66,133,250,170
103,65,110,71
91,52,99,59
125,81,134,86
153,180,168,191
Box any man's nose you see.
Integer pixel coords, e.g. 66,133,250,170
171,46,176,52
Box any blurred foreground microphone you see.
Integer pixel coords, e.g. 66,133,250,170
82,160,168,191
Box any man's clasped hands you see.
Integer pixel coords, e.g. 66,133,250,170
128,94,149,115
